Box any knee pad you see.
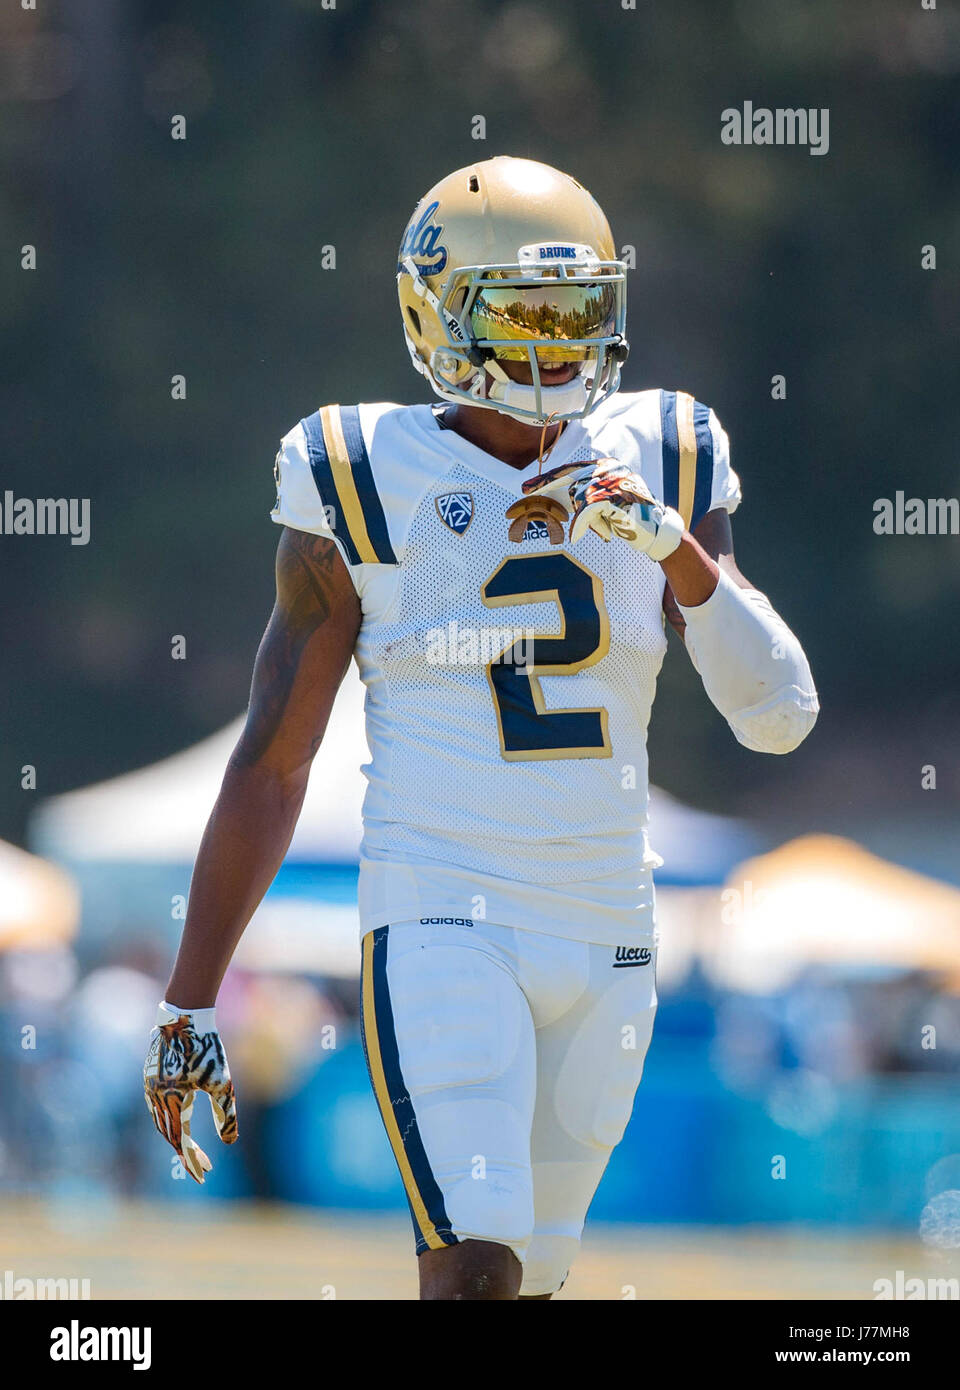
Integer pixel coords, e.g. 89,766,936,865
520,1233,579,1297
444,1161,535,1259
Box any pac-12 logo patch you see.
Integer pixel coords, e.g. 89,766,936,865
435,491,474,535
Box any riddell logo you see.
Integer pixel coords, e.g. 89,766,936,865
613,946,652,968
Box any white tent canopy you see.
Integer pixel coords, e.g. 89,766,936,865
31,661,755,883
32,664,370,865
705,835,960,993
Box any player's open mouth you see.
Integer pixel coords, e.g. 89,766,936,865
538,363,581,383
498,360,582,387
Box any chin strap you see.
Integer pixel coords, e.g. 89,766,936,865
536,412,561,474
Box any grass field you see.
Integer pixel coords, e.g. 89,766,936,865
0,1200,933,1300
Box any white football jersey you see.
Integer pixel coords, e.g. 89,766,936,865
271,390,741,945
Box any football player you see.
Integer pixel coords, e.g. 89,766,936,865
144,157,818,1299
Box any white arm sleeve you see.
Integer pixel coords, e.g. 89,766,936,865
678,567,819,754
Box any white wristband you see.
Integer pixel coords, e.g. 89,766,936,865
158,1000,218,1033
645,505,685,561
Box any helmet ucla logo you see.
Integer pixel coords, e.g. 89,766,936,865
399,200,448,276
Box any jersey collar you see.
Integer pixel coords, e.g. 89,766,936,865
419,404,586,492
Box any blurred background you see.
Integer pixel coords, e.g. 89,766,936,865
1,0,959,1298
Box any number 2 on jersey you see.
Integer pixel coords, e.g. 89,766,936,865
481,553,611,761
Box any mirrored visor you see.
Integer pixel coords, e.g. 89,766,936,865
469,281,618,362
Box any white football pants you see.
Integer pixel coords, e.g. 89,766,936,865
360,917,658,1296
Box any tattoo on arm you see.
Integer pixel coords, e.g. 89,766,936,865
234,529,358,766
276,526,340,626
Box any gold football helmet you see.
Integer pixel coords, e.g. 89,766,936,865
397,156,628,425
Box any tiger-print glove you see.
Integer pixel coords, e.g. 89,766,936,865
143,1002,238,1183
522,457,685,560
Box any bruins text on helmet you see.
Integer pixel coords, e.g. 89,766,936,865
397,156,629,425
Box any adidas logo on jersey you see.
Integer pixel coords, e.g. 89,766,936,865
504,495,567,545
435,491,474,535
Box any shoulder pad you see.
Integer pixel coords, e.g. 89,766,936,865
299,404,398,565
659,389,721,531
